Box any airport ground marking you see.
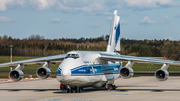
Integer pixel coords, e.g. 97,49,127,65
19,92,76,101
118,77,180,90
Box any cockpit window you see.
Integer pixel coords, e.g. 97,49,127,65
65,54,79,59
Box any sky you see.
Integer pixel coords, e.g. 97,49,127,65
0,0,180,40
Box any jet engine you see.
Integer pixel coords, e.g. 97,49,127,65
36,67,51,79
155,69,169,81
120,67,134,79
9,69,24,82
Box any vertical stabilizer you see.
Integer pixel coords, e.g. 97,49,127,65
106,10,121,53
115,38,120,51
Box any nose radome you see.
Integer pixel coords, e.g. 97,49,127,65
62,70,70,76
61,70,71,80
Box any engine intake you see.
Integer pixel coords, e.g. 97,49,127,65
36,67,51,79
155,69,169,81
120,67,134,79
9,69,24,82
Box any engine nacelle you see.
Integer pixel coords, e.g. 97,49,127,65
36,67,51,79
155,69,169,81
9,69,24,82
120,67,134,79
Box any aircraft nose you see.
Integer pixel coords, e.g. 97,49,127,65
61,70,71,80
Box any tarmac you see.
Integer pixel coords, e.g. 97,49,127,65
1,76,180,101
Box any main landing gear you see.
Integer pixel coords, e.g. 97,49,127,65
67,86,83,93
104,84,116,90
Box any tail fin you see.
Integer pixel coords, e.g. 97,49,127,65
106,10,121,53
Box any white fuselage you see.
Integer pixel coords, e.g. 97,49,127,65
56,51,122,88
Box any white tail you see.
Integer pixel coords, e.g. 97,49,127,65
106,10,121,53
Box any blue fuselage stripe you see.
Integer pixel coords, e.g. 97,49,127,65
57,63,122,76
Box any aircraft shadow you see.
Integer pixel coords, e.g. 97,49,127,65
116,85,157,87
116,88,180,92
0,88,105,93
54,88,180,94
0,89,67,93
1,87,180,93
53,88,106,94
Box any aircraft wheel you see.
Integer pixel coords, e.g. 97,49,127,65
74,87,78,93
81,87,83,91
78,87,82,93
112,85,116,90
70,87,73,93
67,88,70,93
104,84,109,90
108,84,113,90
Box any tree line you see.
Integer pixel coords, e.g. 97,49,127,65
0,34,180,61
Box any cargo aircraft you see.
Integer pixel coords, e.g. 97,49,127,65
1,10,180,93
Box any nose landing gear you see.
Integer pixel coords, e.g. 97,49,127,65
74,86,83,93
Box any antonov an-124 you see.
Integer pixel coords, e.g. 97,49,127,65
1,10,180,93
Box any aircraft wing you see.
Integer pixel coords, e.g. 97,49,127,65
100,53,180,66
0,54,66,68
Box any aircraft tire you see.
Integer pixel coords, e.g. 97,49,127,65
112,85,116,90
67,88,70,93
108,84,113,90
78,87,82,93
104,84,108,90
74,87,78,93
81,87,83,91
